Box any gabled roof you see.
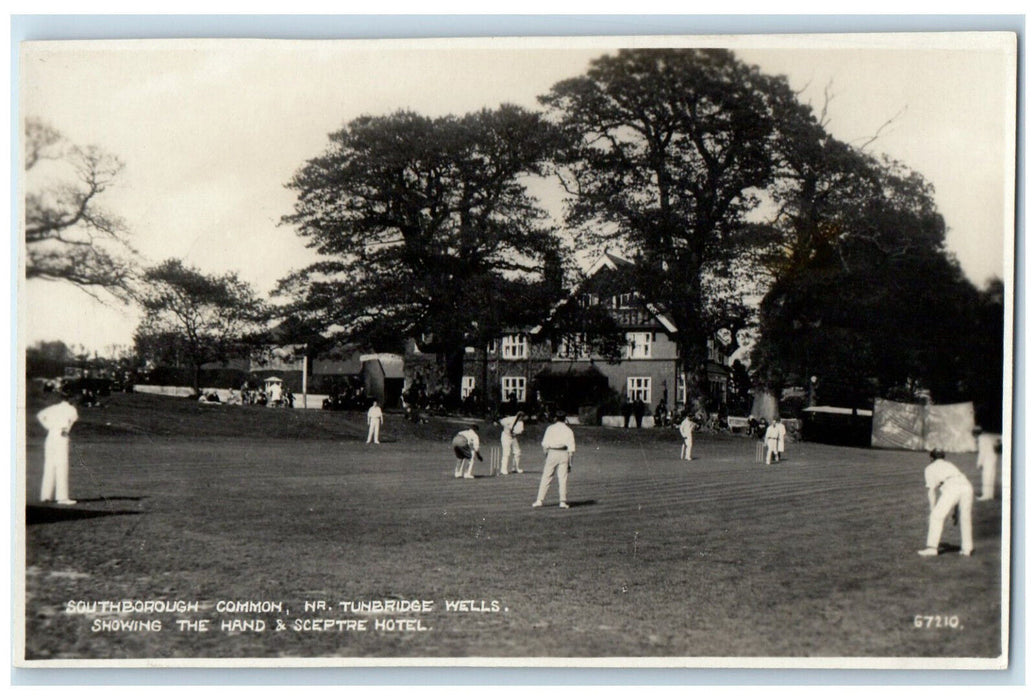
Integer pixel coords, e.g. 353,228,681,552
530,251,678,335
583,250,635,277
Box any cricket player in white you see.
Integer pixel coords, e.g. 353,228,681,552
366,400,383,444
974,427,1001,501
775,419,787,460
452,425,482,479
678,413,696,461
764,420,781,464
533,411,575,509
498,412,525,475
919,449,974,557
37,398,79,504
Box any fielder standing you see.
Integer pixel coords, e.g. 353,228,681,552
37,397,79,505
918,449,974,557
498,411,525,475
678,412,696,461
973,426,1001,501
366,400,383,444
533,411,575,509
775,418,787,461
452,424,483,479
764,419,781,465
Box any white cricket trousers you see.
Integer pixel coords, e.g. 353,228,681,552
978,455,997,499
501,436,521,473
366,422,380,444
926,477,974,553
41,434,71,502
765,439,779,464
681,437,693,460
536,450,570,504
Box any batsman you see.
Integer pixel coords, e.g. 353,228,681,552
498,411,525,475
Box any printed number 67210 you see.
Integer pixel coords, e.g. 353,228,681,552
913,615,961,629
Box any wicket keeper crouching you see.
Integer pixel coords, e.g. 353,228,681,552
533,411,576,509
452,425,482,479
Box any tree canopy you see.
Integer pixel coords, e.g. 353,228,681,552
751,114,998,409
23,117,137,300
279,105,565,399
540,49,802,394
134,259,267,393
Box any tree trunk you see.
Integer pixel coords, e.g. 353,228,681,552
442,346,467,408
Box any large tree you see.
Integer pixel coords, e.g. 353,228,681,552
134,259,267,394
751,134,987,407
23,117,136,300
279,105,563,401
540,49,801,399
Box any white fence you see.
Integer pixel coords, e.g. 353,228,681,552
133,385,329,409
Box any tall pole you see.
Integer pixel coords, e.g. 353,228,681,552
300,347,308,409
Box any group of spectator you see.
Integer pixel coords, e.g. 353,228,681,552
214,384,296,407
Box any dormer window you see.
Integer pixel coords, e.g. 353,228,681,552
501,334,528,360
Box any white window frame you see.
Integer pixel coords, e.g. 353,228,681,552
625,332,652,359
555,332,590,360
627,376,651,403
501,333,528,360
460,376,476,399
486,339,498,354
501,376,527,402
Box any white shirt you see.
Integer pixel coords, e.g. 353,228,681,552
459,429,480,453
976,433,1001,466
541,422,576,453
924,459,968,491
678,417,695,439
367,405,383,423
500,415,524,437
37,401,78,436
764,424,780,443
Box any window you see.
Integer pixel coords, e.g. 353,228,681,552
706,338,723,363
555,333,590,360
627,377,651,403
613,292,634,308
501,376,526,402
461,376,475,399
676,375,687,405
625,332,652,359
486,339,498,354
501,334,528,359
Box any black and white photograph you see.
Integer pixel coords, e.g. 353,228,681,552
14,29,1016,668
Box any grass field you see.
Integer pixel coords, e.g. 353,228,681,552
21,393,1004,662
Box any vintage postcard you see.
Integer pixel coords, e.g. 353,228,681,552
15,32,1016,669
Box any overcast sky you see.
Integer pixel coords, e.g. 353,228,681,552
19,34,1016,354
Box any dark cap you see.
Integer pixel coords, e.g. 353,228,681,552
555,410,567,422
470,424,479,432
929,449,946,460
